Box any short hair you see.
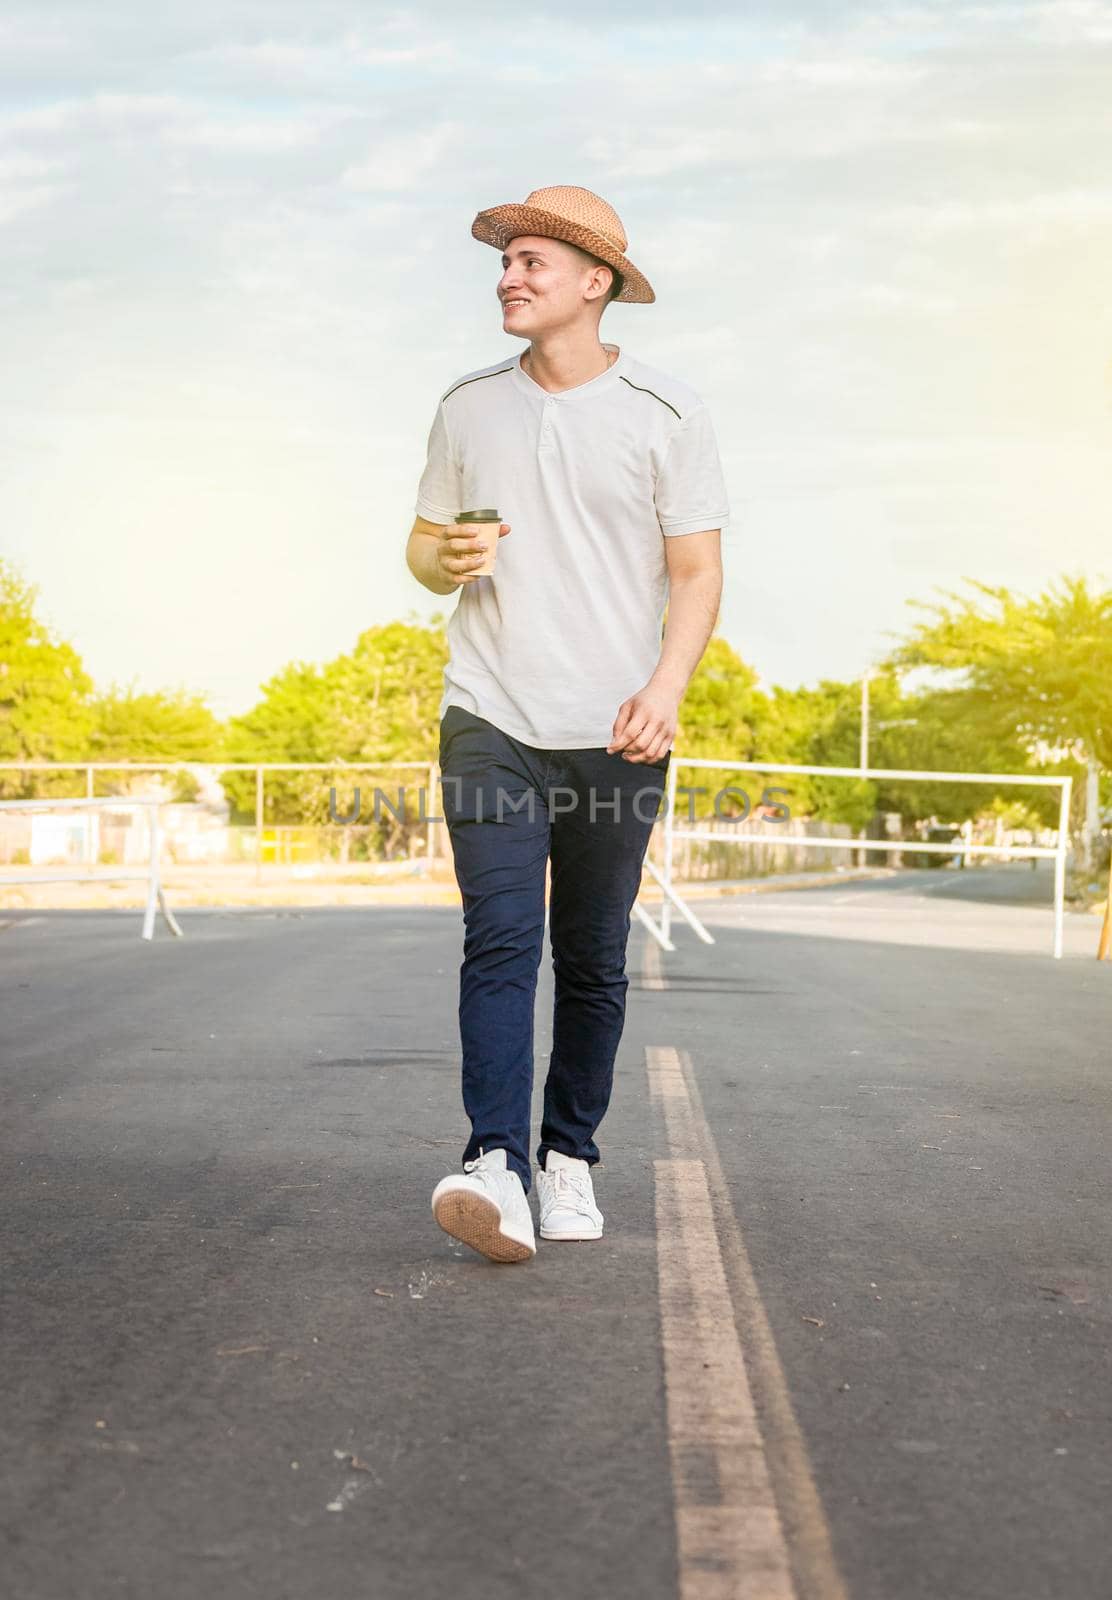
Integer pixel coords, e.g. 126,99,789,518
567,241,624,305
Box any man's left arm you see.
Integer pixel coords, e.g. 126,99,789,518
608,396,730,764
606,530,722,763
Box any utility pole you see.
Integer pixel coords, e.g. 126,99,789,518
1083,756,1100,873
858,669,871,867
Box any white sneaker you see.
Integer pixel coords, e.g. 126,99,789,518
536,1150,604,1241
430,1147,536,1264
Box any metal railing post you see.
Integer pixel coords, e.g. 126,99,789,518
85,764,95,867
255,766,264,886
1054,776,1071,961
142,800,160,940
426,761,437,874
661,759,678,944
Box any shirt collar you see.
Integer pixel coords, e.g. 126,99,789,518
511,344,625,403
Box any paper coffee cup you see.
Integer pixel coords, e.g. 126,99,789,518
454,508,501,577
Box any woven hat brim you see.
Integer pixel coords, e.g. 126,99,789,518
471,204,655,304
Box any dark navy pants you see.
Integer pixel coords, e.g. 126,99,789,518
438,705,670,1194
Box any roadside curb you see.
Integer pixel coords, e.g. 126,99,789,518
0,866,896,914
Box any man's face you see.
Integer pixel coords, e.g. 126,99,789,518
497,235,608,335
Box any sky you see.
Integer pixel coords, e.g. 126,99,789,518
2,0,1110,717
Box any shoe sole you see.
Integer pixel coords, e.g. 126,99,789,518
433,1188,535,1264
539,1225,604,1241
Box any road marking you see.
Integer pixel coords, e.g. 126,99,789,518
649,1045,849,1600
655,1158,795,1598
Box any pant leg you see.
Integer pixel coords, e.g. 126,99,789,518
537,747,669,1172
439,707,552,1193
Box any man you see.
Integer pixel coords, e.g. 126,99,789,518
406,185,729,1264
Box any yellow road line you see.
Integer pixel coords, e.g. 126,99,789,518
656,1157,796,1597
649,1045,849,1600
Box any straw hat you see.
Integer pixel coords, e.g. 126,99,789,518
471,185,655,304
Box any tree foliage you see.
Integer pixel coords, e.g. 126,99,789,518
0,559,94,798
88,684,226,800
4,551,1105,846
884,574,1112,827
673,636,764,815
887,575,1112,765
222,616,450,851
748,675,878,827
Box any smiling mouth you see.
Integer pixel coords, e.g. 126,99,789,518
502,299,530,311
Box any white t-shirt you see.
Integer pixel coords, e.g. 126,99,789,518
414,341,730,749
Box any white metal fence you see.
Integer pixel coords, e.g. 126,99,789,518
0,797,182,940
0,761,440,881
639,760,1073,959
0,758,1073,955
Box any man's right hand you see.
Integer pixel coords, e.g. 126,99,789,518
436,521,511,586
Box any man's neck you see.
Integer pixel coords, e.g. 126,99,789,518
521,335,618,394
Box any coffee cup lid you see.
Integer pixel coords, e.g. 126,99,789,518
455,508,500,522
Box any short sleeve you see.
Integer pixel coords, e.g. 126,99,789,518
655,403,730,537
414,399,462,523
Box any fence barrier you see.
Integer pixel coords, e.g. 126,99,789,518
0,797,183,940
644,760,1073,960
0,759,1074,956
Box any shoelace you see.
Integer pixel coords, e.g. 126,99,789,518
462,1150,515,1195
545,1167,596,1216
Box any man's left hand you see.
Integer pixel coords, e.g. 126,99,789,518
607,683,680,764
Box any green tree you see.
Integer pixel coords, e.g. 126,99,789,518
0,558,93,798
319,614,450,765
673,636,764,818
886,574,1112,847
739,666,1037,833
750,676,879,827
89,685,225,800
222,658,330,823
223,616,450,857
874,681,1050,828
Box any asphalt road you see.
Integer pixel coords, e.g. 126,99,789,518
694,859,1094,958
1,865,1109,1599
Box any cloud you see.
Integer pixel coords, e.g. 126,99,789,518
198,33,454,85
0,149,71,229
167,116,324,152
759,56,928,86
583,130,742,181
0,184,66,226
881,188,1112,234
853,283,959,315
0,91,188,140
0,153,67,180
339,122,466,191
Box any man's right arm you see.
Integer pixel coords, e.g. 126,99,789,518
406,515,460,596
406,515,511,595
411,394,505,593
